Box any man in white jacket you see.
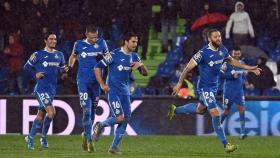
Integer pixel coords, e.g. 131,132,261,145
225,1,255,46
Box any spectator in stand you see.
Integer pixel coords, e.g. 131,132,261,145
225,1,255,46
3,33,25,95
122,0,152,60
20,0,43,55
40,0,60,31
246,56,276,95
160,0,179,53
2,1,19,34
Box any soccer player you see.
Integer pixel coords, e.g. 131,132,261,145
220,46,247,139
68,25,109,152
24,32,66,150
167,29,261,153
93,32,148,155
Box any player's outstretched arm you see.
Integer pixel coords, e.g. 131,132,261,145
131,62,148,76
172,59,197,96
226,57,261,75
138,65,148,76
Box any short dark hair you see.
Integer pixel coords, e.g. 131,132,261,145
232,46,241,51
86,24,98,33
207,29,220,38
122,32,138,43
44,31,56,40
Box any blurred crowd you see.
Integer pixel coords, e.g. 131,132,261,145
0,0,279,96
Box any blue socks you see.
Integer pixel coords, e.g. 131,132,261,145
175,103,197,114
212,116,228,147
221,112,246,135
112,119,128,149
91,108,96,124
100,117,118,129
82,109,92,143
29,118,42,139
42,115,53,138
239,112,245,135
91,101,98,124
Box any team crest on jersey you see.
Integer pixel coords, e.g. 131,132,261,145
94,44,99,48
55,54,59,59
219,51,223,56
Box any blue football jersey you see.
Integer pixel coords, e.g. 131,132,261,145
192,44,230,90
24,49,65,94
221,61,245,94
97,47,140,95
73,38,108,82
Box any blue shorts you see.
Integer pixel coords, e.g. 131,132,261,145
197,87,217,110
77,81,100,109
223,91,245,110
34,91,54,112
107,92,131,118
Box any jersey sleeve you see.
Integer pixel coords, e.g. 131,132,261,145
220,63,235,79
132,52,141,62
72,41,79,55
223,47,231,59
102,40,109,54
192,51,203,65
24,52,38,73
27,52,39,66
59,52,66,72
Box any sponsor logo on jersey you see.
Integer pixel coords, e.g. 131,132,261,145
80,52,102,58
208,59,223,67
42,61,60,67
117,65,131,71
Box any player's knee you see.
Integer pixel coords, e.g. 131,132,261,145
237,106,245,113
197,106,207,115
116,115,124,123
209,108,220,117
224,109,230,116
36,115,44,121
47,111,56,119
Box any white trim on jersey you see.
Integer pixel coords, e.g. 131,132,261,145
101,60,107,66
191,58,198,66
27,60,34,66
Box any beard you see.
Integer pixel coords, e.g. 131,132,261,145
212,41,221,48
233,56,240,60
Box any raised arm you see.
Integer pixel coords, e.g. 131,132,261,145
225,56,261,75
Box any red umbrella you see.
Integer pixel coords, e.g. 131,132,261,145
191,12,228,31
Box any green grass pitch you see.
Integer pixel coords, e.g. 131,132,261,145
0,135,279,158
